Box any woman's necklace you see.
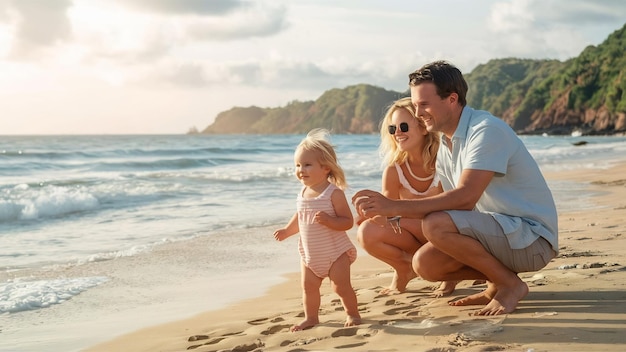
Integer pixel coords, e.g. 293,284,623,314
405,158,434,181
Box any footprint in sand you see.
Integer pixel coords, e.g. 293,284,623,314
187,337,227,349
383,304,419,315
187,330,243,344
406,310,422,317
247,316,286,325
247,317,269,325
336,341,368,349
378,318,412,325
331,327,359,337
280,339,295,347
227,340,265,352
260,324,292,335
384,299,397,306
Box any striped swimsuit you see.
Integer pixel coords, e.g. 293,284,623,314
297,183,357,279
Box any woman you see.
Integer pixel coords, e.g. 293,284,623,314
356,97,456,296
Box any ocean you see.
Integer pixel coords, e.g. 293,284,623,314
1,133,626,351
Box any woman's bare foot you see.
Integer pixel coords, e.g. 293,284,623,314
290,318,319,332
379,269,417,295
345,315,361,327
475,280,529,316
432,280,459,298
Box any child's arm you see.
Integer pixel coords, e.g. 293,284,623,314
273,213,299,241
314,189,354,231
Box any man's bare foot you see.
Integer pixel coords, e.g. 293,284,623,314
379,269,417,295
432,280,459,298
474,281,529,316
345,315,361,327
290,318,319,332
449,283,497,306
449,291,492,306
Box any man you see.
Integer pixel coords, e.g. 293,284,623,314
353,60,558,315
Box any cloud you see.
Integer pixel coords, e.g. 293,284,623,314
121,0,247,16
0,0,288,64
183,3,288,41
147,53,410,92
72,1,288,68
488,0,626,59
117,0,289,41
159,62,208,87
0,0,73,59
144,59,328,90
490,0,626,30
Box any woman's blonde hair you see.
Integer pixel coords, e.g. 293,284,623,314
296,128,348,190
379,97,440,172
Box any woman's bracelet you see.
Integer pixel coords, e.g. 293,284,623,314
387,216,402,234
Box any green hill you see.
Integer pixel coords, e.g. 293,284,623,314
201,85,407,134
200,23,626,135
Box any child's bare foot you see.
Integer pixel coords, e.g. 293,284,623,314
345,315,361,327
379,269,417,295
290,318,319,332
432,280,459,297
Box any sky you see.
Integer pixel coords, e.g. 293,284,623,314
1,0,625,135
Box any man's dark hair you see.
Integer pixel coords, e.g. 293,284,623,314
408,60,468,106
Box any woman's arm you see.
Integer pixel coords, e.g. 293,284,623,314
382,165,401,199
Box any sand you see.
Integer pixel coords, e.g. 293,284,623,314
87,162,626,352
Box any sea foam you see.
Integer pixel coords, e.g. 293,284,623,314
0,184,99,222
0,276,109,314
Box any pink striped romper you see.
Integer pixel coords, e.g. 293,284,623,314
297,183,357,279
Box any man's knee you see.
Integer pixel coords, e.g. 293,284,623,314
422,211,454,243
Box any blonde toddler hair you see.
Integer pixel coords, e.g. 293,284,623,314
297,128,348,190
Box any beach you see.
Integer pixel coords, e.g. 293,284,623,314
85,161,626,352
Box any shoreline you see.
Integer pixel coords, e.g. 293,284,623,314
0,224,303,352
86,162,626,352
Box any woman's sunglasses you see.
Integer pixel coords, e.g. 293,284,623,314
388,122,409,135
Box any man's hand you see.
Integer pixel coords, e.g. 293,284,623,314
352,189,393,219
